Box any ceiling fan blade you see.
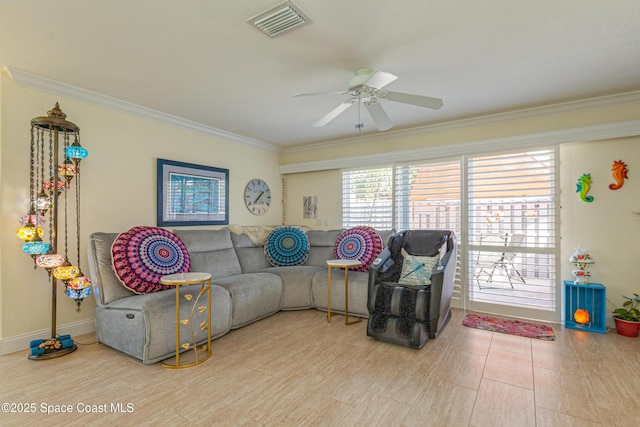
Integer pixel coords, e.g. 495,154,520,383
313,98,357,127
364,71,398,90
364,99,393,131
382,91,443,109
294,91,346,97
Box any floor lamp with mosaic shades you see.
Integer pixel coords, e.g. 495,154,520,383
16,103,92,360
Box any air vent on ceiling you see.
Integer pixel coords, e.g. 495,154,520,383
248,1,312,38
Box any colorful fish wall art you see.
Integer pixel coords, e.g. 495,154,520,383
576,173,593,203
609,160,628,190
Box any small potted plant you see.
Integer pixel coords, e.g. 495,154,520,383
613,293,640,337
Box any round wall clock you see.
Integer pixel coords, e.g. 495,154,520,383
244,178,271,215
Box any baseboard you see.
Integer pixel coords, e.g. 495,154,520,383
0,319,95,357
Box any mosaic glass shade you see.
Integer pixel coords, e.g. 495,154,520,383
43,179,66,194
66,286,91,300
36,193,53,212
19,214,46,227
65,144,88,160
53,264,80,280
22,241,51,255
67,276,91,290
16,226,44,241
36,254,65,269
57,160,77,179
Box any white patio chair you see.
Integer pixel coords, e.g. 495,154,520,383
474,233,526,288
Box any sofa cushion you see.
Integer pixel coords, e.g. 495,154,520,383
173,229,242,279
305,229,343,267
230,229,273,273
262,265,324,309
88,232,136,305
311,269,370,317
333,226,383,272
111,226,190,294
213,273,283,328
264,226,309,266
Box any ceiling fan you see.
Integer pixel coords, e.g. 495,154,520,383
294,68,443,131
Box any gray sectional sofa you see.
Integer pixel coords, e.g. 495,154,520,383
87,227,394,364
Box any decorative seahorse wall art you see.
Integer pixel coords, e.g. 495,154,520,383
609,160,628,190
576,173,594,203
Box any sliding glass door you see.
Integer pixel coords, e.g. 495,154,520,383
341,147,560,322
466,149,559,321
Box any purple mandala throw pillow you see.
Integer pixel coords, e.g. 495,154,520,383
334,226,383,272
111,226,190,294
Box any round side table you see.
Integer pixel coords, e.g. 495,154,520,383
160,272,212,368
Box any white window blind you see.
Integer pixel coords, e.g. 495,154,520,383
395,160,463,302
467,149,557,311
342,167,393,229
394,161,461,231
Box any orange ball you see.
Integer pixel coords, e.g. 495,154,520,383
574,309,590,324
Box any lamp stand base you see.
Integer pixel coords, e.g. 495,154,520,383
28,344,77,360
27,336,77,360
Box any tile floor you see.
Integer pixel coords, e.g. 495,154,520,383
0,308,638,426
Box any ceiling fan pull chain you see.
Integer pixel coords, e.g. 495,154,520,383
355,99,364,131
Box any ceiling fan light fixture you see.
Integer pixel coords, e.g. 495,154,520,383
348,68,375,90
297,68,443,131
248,1,312,38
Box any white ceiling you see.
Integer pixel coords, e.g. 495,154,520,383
1,1,640,150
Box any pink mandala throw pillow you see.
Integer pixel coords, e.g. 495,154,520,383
111,226,190,294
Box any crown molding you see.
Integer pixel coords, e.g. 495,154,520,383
5,66,281,153
280,119,640,174
284,90,640,155
7,66,640,157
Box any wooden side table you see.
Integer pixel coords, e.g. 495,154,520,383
326,259,362,325
160,272,212,368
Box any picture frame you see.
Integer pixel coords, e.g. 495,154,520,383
303,196,317,219
157,158,229,226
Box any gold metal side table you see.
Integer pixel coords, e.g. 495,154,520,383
326,259,362,325
160,272,212,368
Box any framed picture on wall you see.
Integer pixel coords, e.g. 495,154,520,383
157,158,229,226
303,196,317,219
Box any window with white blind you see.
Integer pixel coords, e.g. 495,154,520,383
395,160,463,302
342,167,393,229
467,149,557,313
394,161,462,231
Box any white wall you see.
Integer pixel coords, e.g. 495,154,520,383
0,76,282,343
559,138,640,316
284,170,341,229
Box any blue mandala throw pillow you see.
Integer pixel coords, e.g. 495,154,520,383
264,226,309,266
